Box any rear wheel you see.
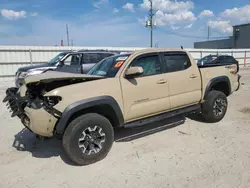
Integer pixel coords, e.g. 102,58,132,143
63,113,114,165
202,90,228,123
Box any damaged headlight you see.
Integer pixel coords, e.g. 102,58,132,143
43,96,62,107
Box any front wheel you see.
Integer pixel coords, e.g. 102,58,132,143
62,113,114,165
202,90,228,123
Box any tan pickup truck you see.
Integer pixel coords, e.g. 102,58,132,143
3,48,241,165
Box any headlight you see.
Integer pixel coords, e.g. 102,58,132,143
27,70,44,76
19,70,43,78
19,72,28,78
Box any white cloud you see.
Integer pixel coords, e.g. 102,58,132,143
205,5,250,34
221,5,250,23
93,0,108,9
208,20,233,34
155,10,196,27
184,23,193,28
171,26,180,30
140,0,194,13
30,12,38,17
113,8,119,13
123,3,135,12
0,9,26,20
140,0,196,28
199,10,214,18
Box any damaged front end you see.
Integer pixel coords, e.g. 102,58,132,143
3,71,104,137
3,86,63,137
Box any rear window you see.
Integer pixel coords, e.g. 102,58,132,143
81,53,115,64
163,52,191,73
197,55,218,65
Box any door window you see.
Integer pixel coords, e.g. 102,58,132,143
163,52,191,73
129,54,162,77
223,56,236,63
63,54,81,66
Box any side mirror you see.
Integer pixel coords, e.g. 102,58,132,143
125,66,143,78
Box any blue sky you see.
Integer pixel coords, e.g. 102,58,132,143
0,0,250,47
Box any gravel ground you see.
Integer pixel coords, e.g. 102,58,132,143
0,68,250,188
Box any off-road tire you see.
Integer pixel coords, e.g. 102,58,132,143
62,113,114,166
202,90,228,123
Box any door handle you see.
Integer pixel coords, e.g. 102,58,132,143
190,74,198,78
157,79,167,84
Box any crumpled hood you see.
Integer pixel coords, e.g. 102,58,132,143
24,71,104,84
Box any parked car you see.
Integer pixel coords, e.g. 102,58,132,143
3,48,241,165
197,54,239,72
14,50,120,87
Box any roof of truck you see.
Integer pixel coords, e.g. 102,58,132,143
130,48,187,55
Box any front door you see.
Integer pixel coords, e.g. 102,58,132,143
58,54,82,73
120,53,171,122
160,51,202,110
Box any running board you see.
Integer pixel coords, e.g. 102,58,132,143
124,104,201,129
116,118,185,142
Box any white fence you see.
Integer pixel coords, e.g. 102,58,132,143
0,45,250,78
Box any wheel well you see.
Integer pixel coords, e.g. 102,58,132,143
210,81,230,96
67,104,120,128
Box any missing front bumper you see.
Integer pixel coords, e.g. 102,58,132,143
3,87,59,137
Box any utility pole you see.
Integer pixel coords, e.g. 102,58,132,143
71,39,74,47
66,24,70,46
207,26,211,41
146,0,154,47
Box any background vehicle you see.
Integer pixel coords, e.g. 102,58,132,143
197,54,239,72
3,48,241,166
54,50,121,74
14,50,120,87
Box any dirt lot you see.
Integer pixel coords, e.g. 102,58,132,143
0,68,250,188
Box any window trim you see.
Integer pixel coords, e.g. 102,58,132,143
159,51,192,73
123,52,164,78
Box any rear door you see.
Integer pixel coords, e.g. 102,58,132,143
81,53,115,74
160,51,202,110
120,52,171,121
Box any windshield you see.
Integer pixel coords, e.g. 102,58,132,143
48,52,67,66
87,54,130,77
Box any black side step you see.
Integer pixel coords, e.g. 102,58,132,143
124,104,201,129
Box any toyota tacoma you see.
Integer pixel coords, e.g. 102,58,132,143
3,48,241,165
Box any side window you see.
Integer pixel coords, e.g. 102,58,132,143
224,56,236,63
163,52,191,73
81,53,114,64
63,54,81,66
129,55,162,76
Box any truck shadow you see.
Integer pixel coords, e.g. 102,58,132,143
12,116,185,166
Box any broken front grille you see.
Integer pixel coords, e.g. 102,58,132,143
3,87,27,118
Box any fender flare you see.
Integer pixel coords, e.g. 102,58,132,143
204,76,231,100
55,96,124,135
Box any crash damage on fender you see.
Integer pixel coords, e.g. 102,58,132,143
2,71,104,137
